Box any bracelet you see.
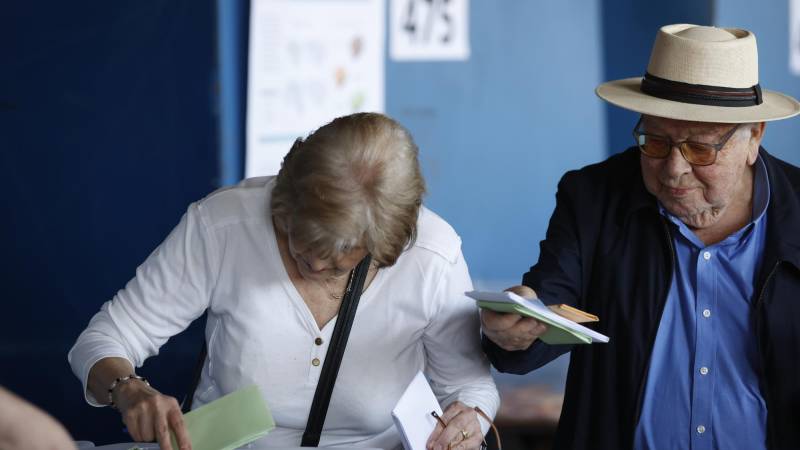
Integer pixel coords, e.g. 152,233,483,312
107,374,149,409
474,406,502,450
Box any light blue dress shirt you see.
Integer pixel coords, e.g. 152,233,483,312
633,157,770,450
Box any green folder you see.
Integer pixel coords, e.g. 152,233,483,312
477,300,593,345
170,384,276,450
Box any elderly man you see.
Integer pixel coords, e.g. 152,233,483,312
481,24,800,450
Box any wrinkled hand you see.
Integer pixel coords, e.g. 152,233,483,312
426,401,482,450
0,387,76,450
113,381,191,450
480,285,549,351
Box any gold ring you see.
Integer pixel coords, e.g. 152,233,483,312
460,430,470,441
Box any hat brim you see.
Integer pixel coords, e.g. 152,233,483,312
596,77,800,123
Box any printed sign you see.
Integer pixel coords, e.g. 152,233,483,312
390,0,470,61
246,0,386,177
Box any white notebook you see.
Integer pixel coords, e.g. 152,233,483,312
391,371,443,450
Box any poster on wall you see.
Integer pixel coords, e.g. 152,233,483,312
390,0,470,61
791,0,800,75
246,0,386,177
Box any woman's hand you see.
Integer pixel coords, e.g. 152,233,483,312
86,358,192,450
113,380,191,450
425,401,483,450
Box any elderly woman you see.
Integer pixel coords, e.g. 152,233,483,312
68,113,498,450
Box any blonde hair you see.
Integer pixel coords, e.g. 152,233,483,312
271,112,426,267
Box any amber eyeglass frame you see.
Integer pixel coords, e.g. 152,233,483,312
632,117,742,166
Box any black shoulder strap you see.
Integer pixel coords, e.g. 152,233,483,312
181,339,207,413
301,255,372,447
181,312,209,414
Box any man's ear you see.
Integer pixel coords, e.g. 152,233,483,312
746,122,766,165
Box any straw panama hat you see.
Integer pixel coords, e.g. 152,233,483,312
596,23,800,123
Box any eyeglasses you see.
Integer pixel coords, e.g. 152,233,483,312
632,117,741,166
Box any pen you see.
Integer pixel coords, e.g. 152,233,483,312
431,411,447,429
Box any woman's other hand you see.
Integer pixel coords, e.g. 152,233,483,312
425,401,483,450
87,357,191,450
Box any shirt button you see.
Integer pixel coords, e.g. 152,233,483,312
703,251,711,260
697,425,706,434
700,367,709,375
703,309,711,318
315,337,323,345
312,358,320,366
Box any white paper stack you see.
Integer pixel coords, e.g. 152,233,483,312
391,371,443,450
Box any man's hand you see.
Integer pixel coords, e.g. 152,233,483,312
480,285,549,351
113,380,191,450
425,401,483,450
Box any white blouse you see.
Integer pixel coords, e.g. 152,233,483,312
68,177,499,449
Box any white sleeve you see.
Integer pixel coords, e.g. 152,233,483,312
67,202,219,406
423,250,500,434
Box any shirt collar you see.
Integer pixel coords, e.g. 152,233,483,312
751,155,770,223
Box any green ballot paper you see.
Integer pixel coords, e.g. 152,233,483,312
476,301,593,344
466,290,610,345
170,384,275,450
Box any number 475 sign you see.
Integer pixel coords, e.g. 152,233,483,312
390,0,470,61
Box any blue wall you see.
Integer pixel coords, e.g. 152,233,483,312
715,0,800,165
388,1,607,289
1,1,218,444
